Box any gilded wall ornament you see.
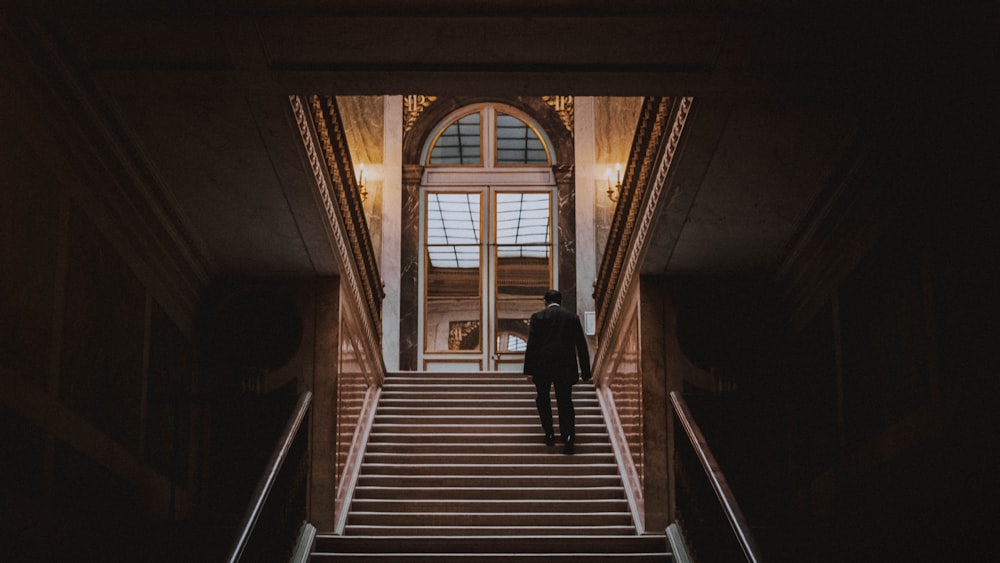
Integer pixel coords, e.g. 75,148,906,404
543,96,574,132
403,95,437,134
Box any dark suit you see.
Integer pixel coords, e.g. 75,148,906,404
523,303,592,442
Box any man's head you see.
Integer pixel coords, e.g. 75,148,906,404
543,289,562,305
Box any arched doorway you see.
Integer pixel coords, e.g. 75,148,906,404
418,103,557,371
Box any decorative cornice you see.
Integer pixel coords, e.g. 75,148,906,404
402,163,425,186
596,96,693,351
290,95,384,374
543,96,574,133
403,95,437,135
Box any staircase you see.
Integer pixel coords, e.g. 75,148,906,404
311,372,671,561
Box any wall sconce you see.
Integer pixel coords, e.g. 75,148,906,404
606,163,622,202
356,163,368,202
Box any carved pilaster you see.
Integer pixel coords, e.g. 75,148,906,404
552,163,577,312
399,164,425,370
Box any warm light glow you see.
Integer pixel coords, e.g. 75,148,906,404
606,163,622,202
357,163,368,202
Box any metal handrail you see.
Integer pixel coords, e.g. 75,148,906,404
226,391,313,563
670,391,764,563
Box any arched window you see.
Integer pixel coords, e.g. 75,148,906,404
425,105,552,167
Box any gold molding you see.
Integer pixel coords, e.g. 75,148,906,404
289,95,385,380
403,95,437,134
596,97,693,352
543,96,574,132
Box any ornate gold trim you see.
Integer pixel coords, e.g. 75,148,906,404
543,96,574,133
290,95,385,379
403,95,437,134
599,97,693,346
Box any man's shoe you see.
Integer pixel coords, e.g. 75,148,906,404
563,436,575,455
544,433,555,446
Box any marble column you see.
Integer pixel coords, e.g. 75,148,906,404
574,97,597,320
381,97,403,372
398,164,424,371
553,163,576,314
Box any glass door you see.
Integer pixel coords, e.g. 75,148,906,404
491,191,553,371
421,188,554,371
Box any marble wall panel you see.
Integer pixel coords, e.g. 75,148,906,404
339,96,386,268
595,97,644,166
398,167,423,370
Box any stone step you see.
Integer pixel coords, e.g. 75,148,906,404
380,388,597,397
382,384,598,394
379,391,598,406
349,498,630,514
375,406,602,417
314,534,668,554
370,423,607,434
378,398,601,408
362,452,614,465
339,525,641,537
357,462,619,477
364,442,613,455
313,536,669,562
378,407,604,420
346,511,634,527
351,486,625,501
312,553,670,562
382,376,597,385
366,432,607,444
356,474,624,488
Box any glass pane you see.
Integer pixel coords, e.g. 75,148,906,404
427,192,481,248
495,192,550,245
426,192,482,353
496,113,548,165
429,112,482,165
493,191,552,356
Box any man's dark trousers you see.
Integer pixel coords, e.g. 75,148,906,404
535,380,575,442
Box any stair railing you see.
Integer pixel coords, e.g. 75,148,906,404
227,391,312,563
670,391,764,563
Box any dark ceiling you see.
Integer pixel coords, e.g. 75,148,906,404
2,1,993,282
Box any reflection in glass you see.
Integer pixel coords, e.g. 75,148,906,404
496,113,548,165
609,309,643,487
425,192,482,352
494,192,552,354
429,112,482,165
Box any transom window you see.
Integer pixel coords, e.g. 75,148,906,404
496,113,548,164
428,113,481,165
426,105,552,167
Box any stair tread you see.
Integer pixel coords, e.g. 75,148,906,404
322,371,666,560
